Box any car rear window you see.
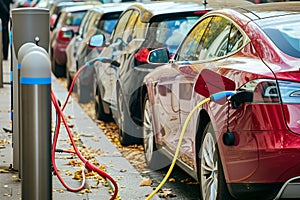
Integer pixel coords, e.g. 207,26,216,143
147,16,200,54
259,16,300,58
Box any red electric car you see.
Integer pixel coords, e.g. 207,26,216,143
143,2,300,199
50,4,100,77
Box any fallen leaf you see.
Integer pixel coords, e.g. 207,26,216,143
120,169,127,172
158,188,176,198
67,123,74,128
168,178,175,182
139,177,152,186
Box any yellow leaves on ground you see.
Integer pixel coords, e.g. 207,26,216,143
139,177,152,186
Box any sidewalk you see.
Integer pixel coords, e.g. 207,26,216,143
0,54,159,199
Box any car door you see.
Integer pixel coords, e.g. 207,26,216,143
156,16,212,158
96,10,133,105
154,64,182,151
177,16,233,160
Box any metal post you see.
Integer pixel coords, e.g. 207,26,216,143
0,19,3,88
20,49,52,200
11,8,49,172
17,43,46,177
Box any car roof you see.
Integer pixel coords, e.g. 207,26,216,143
126,1,212,23
233,1,300,20
61,3,101,13
200,0,253,9
90,2,134,14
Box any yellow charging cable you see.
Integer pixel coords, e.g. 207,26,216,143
145,97,211,200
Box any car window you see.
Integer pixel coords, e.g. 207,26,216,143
176,16,244,61
65,11,86,26
176,17,212,61
165,17,200,48
141,16,200,56
112,10,132,43
263,19,300,58
227,24,244,53
197,16,231,60
97,12,121,35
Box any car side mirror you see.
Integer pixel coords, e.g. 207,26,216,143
89,34,105,47
148,48,170,64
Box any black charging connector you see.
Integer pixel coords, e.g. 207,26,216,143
229,90,253,109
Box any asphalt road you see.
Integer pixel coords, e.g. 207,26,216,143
145,166,201,199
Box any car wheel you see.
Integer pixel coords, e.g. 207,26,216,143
143,94,170,170
199,122,232,200
76,77,92,104
117,89,137,146
95,86,113,122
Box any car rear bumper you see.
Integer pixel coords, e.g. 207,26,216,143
228,177,300,200
274,176,300,199
53,42,68,65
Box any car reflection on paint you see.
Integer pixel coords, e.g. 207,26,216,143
142,2,300,200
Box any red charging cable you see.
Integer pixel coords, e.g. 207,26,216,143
51,64,118,199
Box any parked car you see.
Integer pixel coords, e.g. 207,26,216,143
50,4,100,77
65,3,132,103
92,1,212,145
49,1,101,27
142,2,300,199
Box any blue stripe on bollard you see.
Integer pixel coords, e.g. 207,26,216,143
0,25,2,31
10,30,12,46
18,63,21,70
10,71,13,82
20,77,51,84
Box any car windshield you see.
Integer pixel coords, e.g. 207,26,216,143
260,16,300,58
146,16,200,54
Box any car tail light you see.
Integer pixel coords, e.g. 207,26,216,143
58,29,73,42
278,81,300,103
238,79,300,104
134,47,150,63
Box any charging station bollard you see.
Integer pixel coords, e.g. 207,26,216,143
17,43,47,178
20,50,52,200
13,42,36,175
0,18,3,88
11,8,49,172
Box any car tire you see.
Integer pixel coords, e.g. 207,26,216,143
143,94,170,170
199,122,233,200
76,77,92,104
95,86,113,122
117,89,138,146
